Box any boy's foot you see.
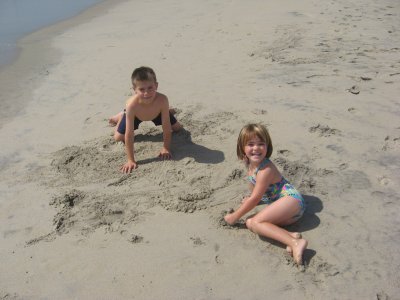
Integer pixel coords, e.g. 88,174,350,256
108,111,124,127
109,118,118,126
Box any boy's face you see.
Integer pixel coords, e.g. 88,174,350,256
133,80,158,102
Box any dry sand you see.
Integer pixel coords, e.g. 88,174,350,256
0,0,399,299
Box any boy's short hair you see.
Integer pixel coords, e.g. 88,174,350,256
237,123,273,160
131,66,157,87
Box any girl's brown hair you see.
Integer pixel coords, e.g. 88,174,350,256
236,123,273,160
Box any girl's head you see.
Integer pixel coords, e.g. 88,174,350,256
237,123,273,161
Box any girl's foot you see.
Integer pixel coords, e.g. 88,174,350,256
286,232,302,255
291,238,308,265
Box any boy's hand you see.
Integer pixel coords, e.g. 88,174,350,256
120,161,138,173
158,147,172,160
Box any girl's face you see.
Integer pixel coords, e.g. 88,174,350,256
244,135,267,165
133,80,158,103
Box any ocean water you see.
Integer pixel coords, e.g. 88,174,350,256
0,0,104,68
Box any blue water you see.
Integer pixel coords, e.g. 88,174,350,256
0,0,104,68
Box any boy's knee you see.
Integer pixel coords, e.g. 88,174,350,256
114,132,125,142
172,122,183,132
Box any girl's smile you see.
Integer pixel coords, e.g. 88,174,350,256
244,136,267,165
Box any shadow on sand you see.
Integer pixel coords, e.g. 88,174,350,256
135,128,225,165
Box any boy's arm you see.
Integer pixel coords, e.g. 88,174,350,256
159,97,172,159
121,105,138,173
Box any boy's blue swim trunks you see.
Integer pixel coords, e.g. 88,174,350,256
117,111,177,134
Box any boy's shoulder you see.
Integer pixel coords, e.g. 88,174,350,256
150,92,169,107
155,92,168,101
126,92,168,109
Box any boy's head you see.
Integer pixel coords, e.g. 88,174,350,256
236,123,273,160
131,66,157,88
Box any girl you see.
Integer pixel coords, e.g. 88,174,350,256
224,123,308,265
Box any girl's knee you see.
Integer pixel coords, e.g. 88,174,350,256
246,218,254,231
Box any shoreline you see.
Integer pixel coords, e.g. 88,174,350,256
0,0,126,129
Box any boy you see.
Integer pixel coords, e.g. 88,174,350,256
109,66,182,173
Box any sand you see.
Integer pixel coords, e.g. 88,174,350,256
0,0,399,299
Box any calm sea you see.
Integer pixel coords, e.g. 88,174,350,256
0,0,104,68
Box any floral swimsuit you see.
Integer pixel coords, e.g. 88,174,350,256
247,158,306,220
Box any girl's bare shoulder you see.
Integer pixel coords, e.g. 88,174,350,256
257,161,280,181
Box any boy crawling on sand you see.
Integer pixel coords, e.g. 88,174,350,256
109,66,182,173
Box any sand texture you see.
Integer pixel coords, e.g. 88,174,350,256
0,0,399,299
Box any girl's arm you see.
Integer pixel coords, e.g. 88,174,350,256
225,165,276,224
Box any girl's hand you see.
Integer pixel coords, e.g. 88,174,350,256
224,213,237,225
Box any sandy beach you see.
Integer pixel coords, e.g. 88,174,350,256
1,0,399,299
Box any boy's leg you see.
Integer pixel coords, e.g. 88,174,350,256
109,111,124,126
169,111,183,132
152,111,183,132
172,121,183,132
114,112,127,143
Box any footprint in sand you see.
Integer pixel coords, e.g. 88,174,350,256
382,136,400,151
277,149,292,157
347,107,364,117
309,124,341,137
347,85,360,94
252,109,268,115
378,175,391,186
190,236,206,246
128,234,144,244
376,291,390,300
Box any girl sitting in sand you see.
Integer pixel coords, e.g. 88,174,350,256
224,123,308,265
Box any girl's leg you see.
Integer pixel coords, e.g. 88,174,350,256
286,232,301,256
246,197,307,265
